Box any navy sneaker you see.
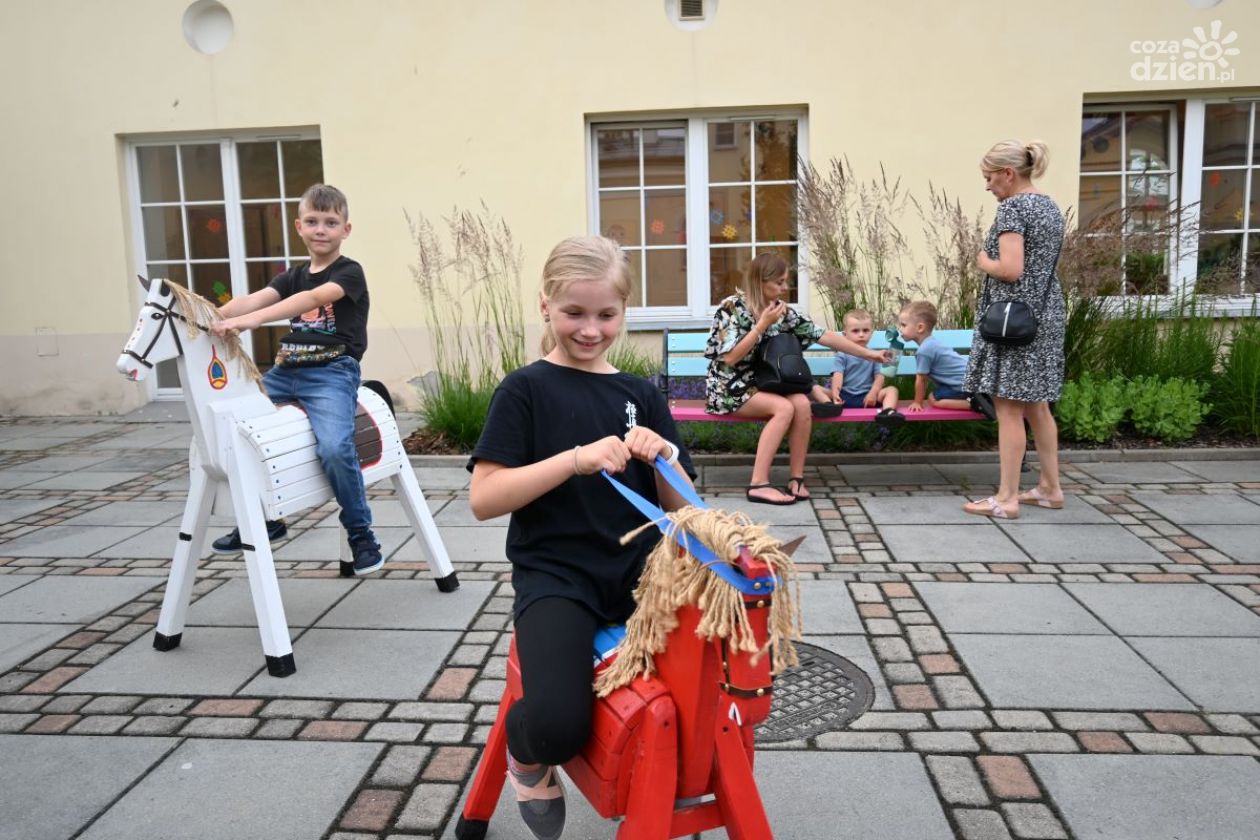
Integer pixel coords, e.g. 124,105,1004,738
348,529,384,576
970,393,997,421
211,520,287,553
507,752,566,840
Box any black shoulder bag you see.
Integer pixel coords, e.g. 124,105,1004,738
977,245,1062,347
753,331,815,395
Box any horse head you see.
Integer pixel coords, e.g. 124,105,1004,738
116,276,185,381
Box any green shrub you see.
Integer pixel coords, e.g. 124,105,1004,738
419,375,494,451
1054,374,1128,442
1212,315,1260,437
1144,297,1223,383
608,340,661,380
1126,376,1211,442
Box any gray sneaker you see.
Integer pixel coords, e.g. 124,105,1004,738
507,753,566,840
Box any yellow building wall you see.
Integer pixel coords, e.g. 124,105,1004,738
1,0,1257,413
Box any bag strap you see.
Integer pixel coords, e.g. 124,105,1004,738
600,456,775,596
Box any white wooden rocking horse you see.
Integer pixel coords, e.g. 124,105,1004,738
116,277,458,677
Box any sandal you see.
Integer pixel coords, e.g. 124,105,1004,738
962,496,1019,520
874,408,906,430
787,476,810,501
507,755,566,840
1018,487,1065,509
811,401,844,418
746,483,796,506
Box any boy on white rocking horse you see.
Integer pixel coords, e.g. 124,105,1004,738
210,183,383,576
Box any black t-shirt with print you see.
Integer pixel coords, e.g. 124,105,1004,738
468,360,697,622
268,256,369,361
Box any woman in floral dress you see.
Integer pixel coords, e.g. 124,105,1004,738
961,140,1067,519
705,253,888,505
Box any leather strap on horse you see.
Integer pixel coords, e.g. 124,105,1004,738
719,639,774,699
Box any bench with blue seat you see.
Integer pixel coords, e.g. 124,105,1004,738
660,328,987,423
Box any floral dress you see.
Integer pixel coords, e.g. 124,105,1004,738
962,193,1067,403
703,292,825,414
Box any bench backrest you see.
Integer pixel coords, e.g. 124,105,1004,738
662,328,975,380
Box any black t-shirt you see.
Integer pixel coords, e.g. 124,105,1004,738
267,256,369,360
468,360,697,622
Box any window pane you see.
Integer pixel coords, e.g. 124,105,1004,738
625,249,644,308
709,246,750,305
247,259,287,295
645,189,685,246
642,127,685,186
756,120,797,181
1127,173,1170,233
1077,175,1122,232
242,202,286,257
599,193,641,246
186,205,229,259
146,262,187,287
1081,113,1122,172
755,184,797,242
237,142,280,200
1126,112,1170,172
597,129,640,188
284,201,302,254
1200,169,1247,230
189,261,231,303
179,144,224,201
1204,103,1251,166
282,140,323,197
1246,235,1260,293
708,122,751,183
709,186,751,243
1196,233,1243,293
142,206,185,261
252,325,289,372
645,248,687,307
137,146,180,203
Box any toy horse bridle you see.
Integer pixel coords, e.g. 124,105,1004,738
123,289,203,370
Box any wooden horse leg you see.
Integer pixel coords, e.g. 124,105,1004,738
710,712,772,840
454,688,516,840
392,463,459,592
153,467,216,652
616,695,679,840
225,440,296,677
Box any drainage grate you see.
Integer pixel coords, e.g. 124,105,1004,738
755,642,875,743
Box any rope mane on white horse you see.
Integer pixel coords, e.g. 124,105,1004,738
593,506,802,697
160,279,263,385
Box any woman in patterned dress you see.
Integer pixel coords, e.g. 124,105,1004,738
705,253,889,505
961,140,1067,519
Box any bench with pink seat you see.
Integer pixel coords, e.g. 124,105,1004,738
661,328,988,423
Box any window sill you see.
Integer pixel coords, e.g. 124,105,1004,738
1096,294,1258,318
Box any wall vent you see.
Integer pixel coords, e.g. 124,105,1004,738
679,0,705,21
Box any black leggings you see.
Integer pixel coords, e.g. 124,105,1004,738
506,597,598,766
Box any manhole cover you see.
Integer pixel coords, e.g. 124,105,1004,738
755,642,875,743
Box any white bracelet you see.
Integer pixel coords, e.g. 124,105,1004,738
662,441,680,466
572,445,581,475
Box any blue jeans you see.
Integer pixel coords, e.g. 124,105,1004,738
933,384,971,401
262,356,372,532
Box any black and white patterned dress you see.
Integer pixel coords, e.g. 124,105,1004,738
963,193,1066,403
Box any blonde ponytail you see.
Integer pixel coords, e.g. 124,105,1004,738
981,139,1050,180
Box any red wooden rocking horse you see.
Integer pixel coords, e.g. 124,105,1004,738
455,459,801,840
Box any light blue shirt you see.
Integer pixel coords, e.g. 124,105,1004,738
915,334,967,389
833,352,880,397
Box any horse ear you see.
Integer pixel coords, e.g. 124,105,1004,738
157,280,171,298
136,275,151,292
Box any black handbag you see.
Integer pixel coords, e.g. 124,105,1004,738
753,332,814,395
977,245,1061,347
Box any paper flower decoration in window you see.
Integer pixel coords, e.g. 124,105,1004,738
1209,172,1223,188
709,209,724,225
206,217,223,234
213,281,231,305
721,224,738,241
1236,207,1246,224
650,219,665,235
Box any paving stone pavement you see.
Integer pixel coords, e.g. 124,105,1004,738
1,412,1259,839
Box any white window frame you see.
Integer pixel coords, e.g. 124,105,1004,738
124,128,321,398
586,110,809,329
